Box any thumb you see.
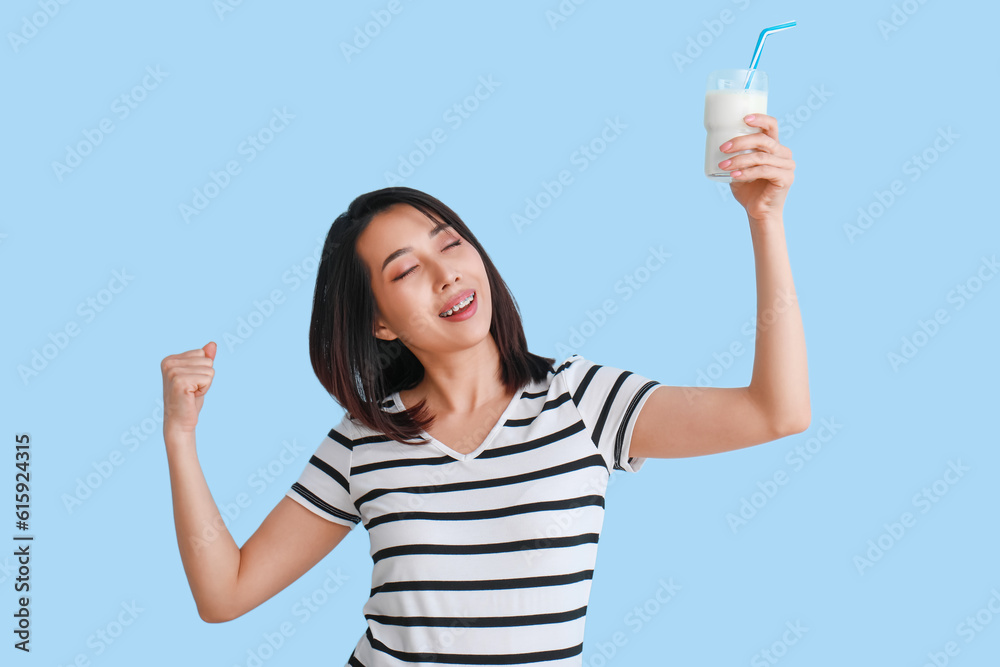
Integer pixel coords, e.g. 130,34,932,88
203,341,217,361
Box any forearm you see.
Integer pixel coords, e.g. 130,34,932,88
164,428,241,621
746,216,810,432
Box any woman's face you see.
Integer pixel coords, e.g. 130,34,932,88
355,203,493,355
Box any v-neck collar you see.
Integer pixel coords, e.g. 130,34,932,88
391,384,525,462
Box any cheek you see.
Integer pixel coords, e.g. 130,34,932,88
467,252,488,283
391,290,440,337
372,288,405,328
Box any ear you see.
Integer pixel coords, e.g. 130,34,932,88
372,316,398,342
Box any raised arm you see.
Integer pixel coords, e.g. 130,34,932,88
165,429,352,622
630,113,809,459
162,342,352,623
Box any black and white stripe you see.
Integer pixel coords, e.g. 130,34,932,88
287,354,659,665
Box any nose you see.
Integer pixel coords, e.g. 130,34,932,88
434,258,461,290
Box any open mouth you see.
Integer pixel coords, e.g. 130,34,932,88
439,291,475,318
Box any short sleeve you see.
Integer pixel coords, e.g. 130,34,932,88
285,413,361,528
556,354,661,473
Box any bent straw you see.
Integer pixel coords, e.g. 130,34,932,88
743,21,797,89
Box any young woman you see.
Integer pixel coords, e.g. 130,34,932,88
161,114,808,665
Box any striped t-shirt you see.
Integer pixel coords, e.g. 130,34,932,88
286,354,661,666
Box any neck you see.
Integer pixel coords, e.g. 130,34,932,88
407,333,509,415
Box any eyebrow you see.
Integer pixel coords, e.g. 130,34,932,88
380,221,451,272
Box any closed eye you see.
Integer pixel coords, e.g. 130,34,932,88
391,239,463,281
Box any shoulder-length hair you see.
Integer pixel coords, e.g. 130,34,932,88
310,186,555,445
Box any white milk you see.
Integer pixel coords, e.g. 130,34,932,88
704,89,767,180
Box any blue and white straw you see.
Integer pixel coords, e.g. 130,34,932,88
743,21,797,89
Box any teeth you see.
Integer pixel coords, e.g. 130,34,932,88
441,292,475,317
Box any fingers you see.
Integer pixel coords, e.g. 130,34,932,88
163,343,217,366
161,362,215,387
720,152,795,174
160,343,218,432
162,356,214,372
746,113,779,142
160,346,217,401
176,344,215,359
190,372,215,397
720,125,796,183
722,115,790,157
722,133,789,158
179,367,215,379
163,362,215,393
729,160,796,186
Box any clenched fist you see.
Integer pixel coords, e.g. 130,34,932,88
161,342,217,436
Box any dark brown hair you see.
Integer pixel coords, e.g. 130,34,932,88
309,186,555,444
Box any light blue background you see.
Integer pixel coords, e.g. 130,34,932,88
4,1,997,665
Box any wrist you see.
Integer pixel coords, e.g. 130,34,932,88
748,214,784,233
164,425,197,448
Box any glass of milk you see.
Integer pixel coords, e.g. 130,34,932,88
704,69,768,181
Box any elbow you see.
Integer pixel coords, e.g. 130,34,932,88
774,407,811,437
749,385,811,440
197,601,237,624
198,607,229,624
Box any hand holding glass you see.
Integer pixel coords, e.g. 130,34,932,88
704,69,768,182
